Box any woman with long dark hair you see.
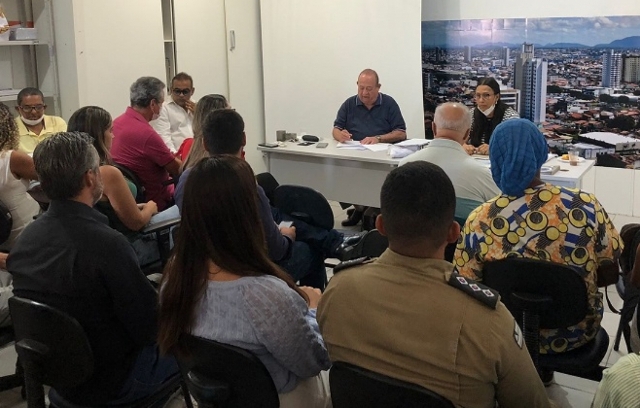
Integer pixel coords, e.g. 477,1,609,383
158,155,331,407
68,106,158,233
467,77,519,154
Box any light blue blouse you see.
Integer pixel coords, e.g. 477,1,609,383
191,275,330,393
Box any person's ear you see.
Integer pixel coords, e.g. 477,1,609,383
14,105,20,113
375,213,387,236
242,132,247,147
447,220,461,244
463,128,470,143
432,122,437,135
191,87,195,96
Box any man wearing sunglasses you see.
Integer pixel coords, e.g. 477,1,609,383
14,87,67,154
151,72,195,154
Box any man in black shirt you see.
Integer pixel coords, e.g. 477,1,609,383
7,132,178,405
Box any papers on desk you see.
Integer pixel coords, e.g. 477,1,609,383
336,141,366,150
336,141,391,152
395,139,430,148
363,143,391,152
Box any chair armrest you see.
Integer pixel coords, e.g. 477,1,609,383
142,217,180,235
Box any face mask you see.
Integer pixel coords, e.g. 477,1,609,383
481,104,495,117
21,115,44,126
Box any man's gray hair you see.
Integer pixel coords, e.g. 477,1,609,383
33,132,100,200
434,102,471,133
130,76,165,108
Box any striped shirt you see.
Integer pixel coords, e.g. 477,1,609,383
592,353,640,408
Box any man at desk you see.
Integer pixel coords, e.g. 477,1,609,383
333,69,406,226
14,87,67,154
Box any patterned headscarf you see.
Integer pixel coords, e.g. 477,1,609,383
489,119,548,197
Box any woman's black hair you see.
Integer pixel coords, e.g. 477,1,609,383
469,77,510,147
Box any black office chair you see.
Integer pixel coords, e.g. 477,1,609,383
613,223,640,353
336,229,388,262
113,162,146,203
8,296,187,408
273,185,334,231
175,334,279,408
482,258,609,381
256,172,280,206
330,361,454,408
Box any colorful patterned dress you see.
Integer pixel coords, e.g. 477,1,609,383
454,184,622,354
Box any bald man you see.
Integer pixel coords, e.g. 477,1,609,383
400,102,500,220
333,69,407,226
332,69,406,145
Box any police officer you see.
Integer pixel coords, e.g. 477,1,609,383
317,161,552,408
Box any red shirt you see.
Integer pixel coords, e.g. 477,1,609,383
111,107,175,210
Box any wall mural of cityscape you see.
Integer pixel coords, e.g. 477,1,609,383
421,16,640,152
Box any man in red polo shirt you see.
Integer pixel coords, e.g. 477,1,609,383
111,77,182,210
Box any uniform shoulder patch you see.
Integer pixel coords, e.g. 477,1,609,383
333,257,373,274
448,271,500,309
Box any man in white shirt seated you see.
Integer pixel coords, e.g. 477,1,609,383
151,72,195,153
400,102,500,220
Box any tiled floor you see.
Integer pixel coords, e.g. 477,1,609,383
1,209,638,407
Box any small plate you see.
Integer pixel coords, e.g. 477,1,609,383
557,157,585,163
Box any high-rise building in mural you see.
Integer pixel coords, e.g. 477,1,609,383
602,49,622,88
623,55,640,83
514,43,548,123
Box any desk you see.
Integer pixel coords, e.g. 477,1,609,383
541,157,595,189
258,141,400,207
472,156,596,189
258,141,595,207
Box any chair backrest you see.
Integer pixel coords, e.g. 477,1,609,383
339,229,388,261
273,185,334,231
176,334,279,408
8,296,94,389
0,199,12,245
330,361,455,408
256,172,280,206
113,162,146,203
482,258,588,329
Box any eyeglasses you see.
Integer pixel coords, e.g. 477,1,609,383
172,88,192,96
473,93,495,100
20,104,46,112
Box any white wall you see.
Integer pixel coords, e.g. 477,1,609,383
260,0,425,142
173,0,229,100
52,0,166,120
225,0,267,173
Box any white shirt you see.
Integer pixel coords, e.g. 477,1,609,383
151,99,193,153
0,150,40,251
399,138,500,203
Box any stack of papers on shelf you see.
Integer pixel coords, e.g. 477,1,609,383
0,89,20,97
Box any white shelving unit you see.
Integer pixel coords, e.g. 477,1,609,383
0,0,60,115
161,0,176,86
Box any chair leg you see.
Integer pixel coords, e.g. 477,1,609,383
614,318,624,351
22,365,46,408
181,381,195,408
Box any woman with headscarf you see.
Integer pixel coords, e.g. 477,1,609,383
454,119,621,359
465,77,519,155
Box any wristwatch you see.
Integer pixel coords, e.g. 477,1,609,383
376,136,382,142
